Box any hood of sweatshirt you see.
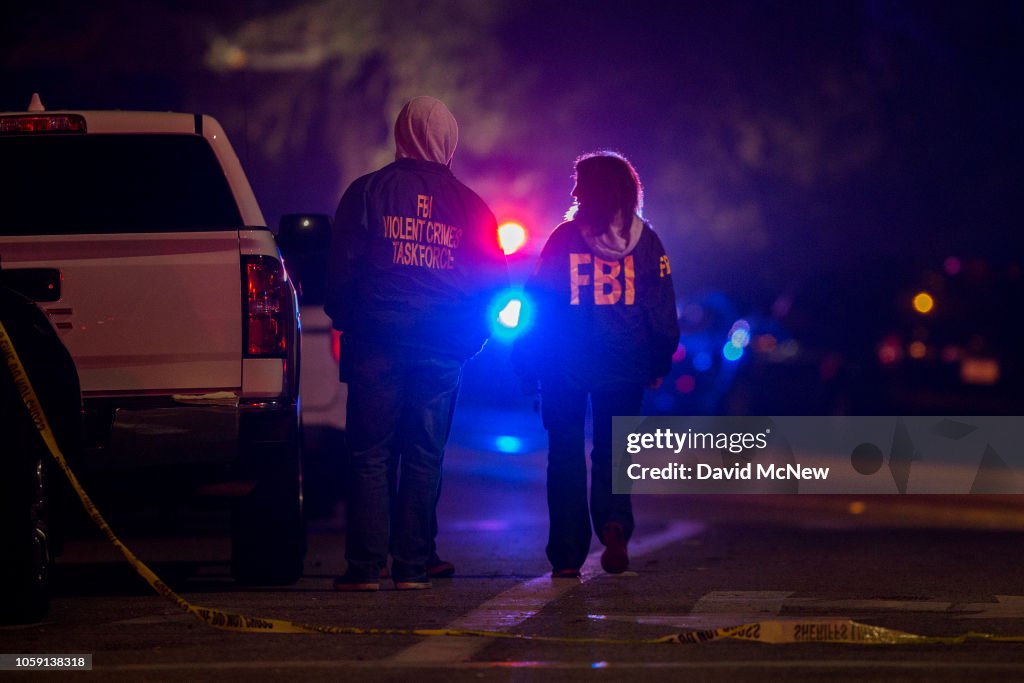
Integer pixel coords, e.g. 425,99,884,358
580,214,645,259
394,96,459,165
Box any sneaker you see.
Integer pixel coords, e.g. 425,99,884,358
551,568,581,579
426,554,455,578
600,522,629,574
333,574,380,592
394,579,432,590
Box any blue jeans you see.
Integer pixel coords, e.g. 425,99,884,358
541,381,643,571
344,339,462,583
387,379,460,561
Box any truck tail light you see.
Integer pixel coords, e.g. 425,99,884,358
0,114,87,135
330,329,342,365
243,256,292,357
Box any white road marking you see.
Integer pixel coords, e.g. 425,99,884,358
692,590,794,614
589,591,1024,629
956,595,1024,619
386,521,704,665
717,591,1024,619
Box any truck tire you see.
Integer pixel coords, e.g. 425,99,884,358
0,364,52,624
230,420,306,585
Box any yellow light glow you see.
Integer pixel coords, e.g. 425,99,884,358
912,291,934,314
908,341,927,359
225,45,248,71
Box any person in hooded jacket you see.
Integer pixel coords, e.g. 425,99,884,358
325,97,508,590
514,151,679,577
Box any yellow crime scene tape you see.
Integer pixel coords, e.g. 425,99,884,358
3,317,1024,645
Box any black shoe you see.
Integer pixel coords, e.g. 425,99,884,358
600,522,629,574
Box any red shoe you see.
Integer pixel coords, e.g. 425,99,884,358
426,555,455,578
600,522,629,574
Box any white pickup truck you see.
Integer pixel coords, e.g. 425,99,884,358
0,97,327,587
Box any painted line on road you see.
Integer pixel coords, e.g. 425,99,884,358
387,520,705,665
693,590,793,615
603,591,1024,625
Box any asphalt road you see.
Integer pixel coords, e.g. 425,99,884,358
4,405,1024,681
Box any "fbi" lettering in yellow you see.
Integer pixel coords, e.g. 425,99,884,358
570,253,635,305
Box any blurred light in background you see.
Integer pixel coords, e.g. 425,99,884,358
878,335,902,364
494,435,525,453
722,340,744,362
498,221,527,255
819,352,843,380
693,351,712,372
489,289,533,342
498,299,522,328
754,333,777,353
729,319,751,348
721,319,750,361
778,339,800,359
913,291,935,314
675,374,696,393
942,345,961,363
960,357,1000,385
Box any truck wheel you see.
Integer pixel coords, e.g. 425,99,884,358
0,369,52,624
230,431,306,585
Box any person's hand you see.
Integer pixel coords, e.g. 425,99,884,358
648,376,664,390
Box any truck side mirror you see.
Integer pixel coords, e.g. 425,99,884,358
277,214,332,256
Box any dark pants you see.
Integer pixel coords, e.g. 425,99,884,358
541,381,644,571
344,340,462,583
387,380,460,561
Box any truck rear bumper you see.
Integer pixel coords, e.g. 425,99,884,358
80,396,296,474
